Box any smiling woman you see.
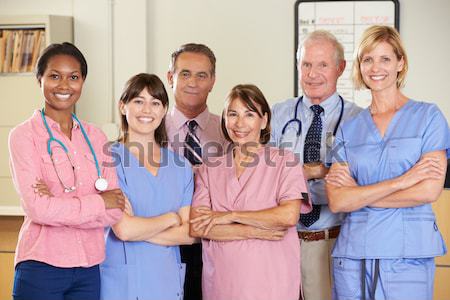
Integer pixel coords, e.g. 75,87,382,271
190,84,312,300
326,25,449,300
100,73,195,300
8,42,126,300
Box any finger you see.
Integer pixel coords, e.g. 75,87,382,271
424,164,446,175
193,218,211,231
204,219,216,235
196,217,214,230
325,178,343,187
423,170,445,179
37,190,52,195
420,156,440,163
417,164,445,177
34,189,51,195
195,207,211,213
189,214,210,224
38,191,52,196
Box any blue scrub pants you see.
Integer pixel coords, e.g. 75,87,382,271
12,260,100,300
332,257,435,300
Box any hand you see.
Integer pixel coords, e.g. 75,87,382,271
124,196,134,216
303,162,329,180
100,189,126,210
252,227,287,241
190,206,235,235
325,163,357,187
32,178,54,197
396,156,445,190
168,212,182,227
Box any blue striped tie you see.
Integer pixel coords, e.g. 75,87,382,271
300,105,323,227
184,120,202,165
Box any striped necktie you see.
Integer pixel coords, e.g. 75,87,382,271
300,105,323,227
184,120,202,165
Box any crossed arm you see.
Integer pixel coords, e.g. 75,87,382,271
33,180,197,246
326,150,447,213
112,202,196,246
189,199,301,242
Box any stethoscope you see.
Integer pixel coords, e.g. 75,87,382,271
281,95,344,142
41,109,108,193
280,96,344,163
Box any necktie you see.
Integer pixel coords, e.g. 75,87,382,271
300,105,323,227
184,120,202,165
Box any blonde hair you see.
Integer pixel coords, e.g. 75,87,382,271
353,25,408,90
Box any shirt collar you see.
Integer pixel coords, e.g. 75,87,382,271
169,105,211,130
302,92,340,117
34,109,79,132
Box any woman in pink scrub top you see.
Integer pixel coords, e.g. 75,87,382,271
190,84,312,300
9,43,125,300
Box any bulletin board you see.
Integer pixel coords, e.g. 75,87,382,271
294,0,399,108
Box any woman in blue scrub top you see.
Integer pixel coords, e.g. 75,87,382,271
100,73,196,300
326,25,449,300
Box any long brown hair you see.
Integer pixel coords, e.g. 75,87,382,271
118,73,169,147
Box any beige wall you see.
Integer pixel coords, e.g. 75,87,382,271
1,0,449,122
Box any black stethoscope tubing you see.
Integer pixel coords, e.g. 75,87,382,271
281,95,344,137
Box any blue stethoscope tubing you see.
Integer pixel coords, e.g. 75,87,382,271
40,109,107,192
281,95,345,137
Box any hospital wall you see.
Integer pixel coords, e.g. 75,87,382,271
0,0,450,299
1,0,449,129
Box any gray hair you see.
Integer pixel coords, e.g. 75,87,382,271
296,30,345,66
169,43,216,75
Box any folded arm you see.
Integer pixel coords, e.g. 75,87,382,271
189,206,287,242
189,200,300,240
146,206,197,246
326,151,446,212
9,129,123,228
112,210,180,242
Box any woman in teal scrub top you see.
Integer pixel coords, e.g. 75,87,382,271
100,73,195,300
326,25,449,300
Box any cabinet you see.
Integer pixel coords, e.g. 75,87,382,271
433,190,450,299
0,15,73,208
0,216,23,299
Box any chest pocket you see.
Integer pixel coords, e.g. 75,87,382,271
82,153,99,182
41,153,74,186
387,137,421,177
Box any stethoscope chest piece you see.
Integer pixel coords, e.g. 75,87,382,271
95,177,108,192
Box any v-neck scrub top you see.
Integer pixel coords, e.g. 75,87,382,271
100,143,194,300
332,100,450,259
192,147,311,300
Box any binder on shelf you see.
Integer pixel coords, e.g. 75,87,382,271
0,28,45,73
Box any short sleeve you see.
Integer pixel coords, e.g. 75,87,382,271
331,127,348,163
191,164,212,208
422,104,450,158
277,150,312,214
181,163,194,207
111,144,132,200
